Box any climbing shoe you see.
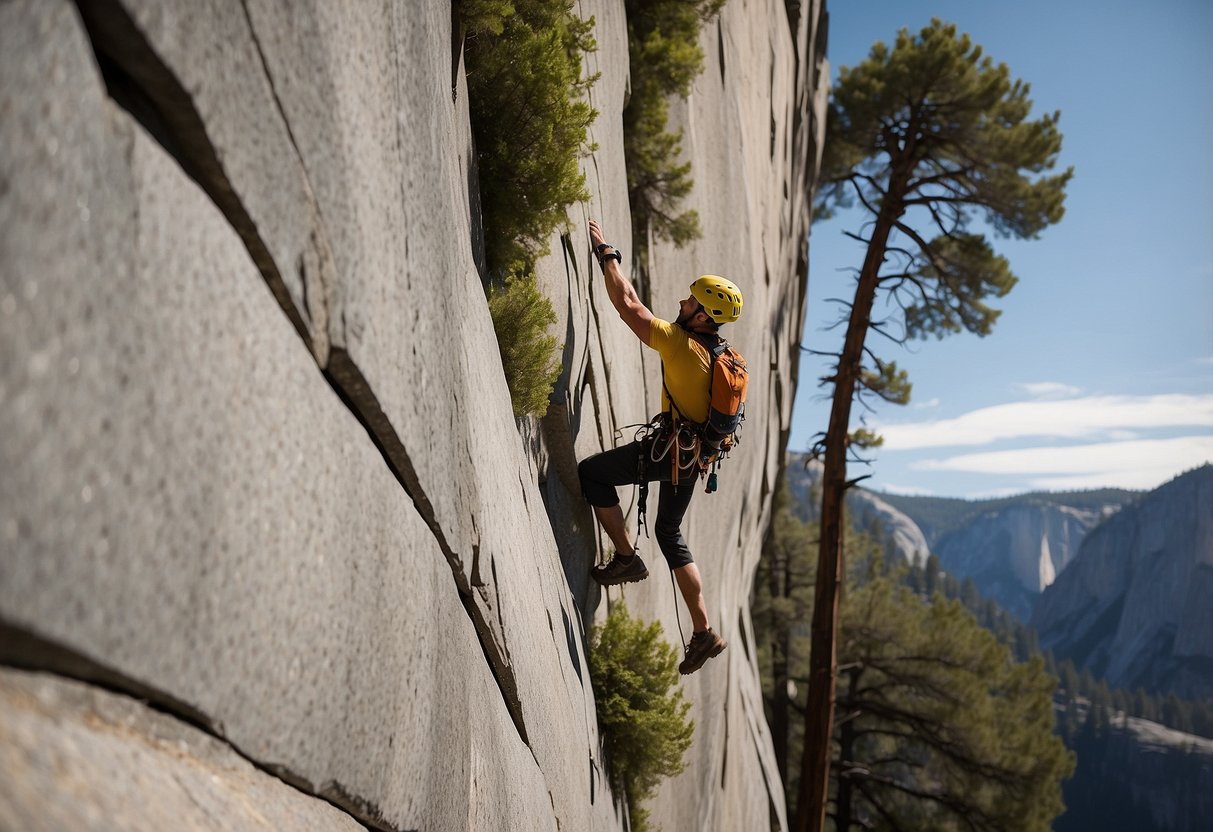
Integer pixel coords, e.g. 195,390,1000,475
678,628,727,675
591,551,649,586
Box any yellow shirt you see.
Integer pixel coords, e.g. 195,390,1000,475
649,318,712,423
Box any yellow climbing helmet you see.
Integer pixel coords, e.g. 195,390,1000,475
690,274,743,324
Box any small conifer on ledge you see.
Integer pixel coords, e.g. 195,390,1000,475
590,603,695,832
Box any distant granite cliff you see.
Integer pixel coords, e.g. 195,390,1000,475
785,454,1116,591
0,2,828,830
875,487,1131,619
930,501,1117,620
1033,466,1213,700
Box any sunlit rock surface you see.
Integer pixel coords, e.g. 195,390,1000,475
0,1,827,829
0,668,371,832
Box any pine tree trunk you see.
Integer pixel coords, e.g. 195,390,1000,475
795,168,908,832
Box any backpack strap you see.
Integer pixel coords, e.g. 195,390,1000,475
661,332,724,426
659,333,728,486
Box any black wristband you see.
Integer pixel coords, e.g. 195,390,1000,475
594,243,622,266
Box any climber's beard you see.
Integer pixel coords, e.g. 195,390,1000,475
674,296,700,329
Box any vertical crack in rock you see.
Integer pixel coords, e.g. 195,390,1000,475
717,21,727,85
0,625,399,832
585,288,627,443
720,649,732,790
742,670,788,832
448,3,464,103
544,607,570,692
238,0,334,363
72,0,314,356
542,234,597,504
736,609,751,662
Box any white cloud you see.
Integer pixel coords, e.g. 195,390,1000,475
877,393,1213,450
1018,381,1084,398
913,435,1213,491
913,398,941,410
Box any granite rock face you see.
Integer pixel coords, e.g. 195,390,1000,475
849,490,931,568
934,501,1114,620
785,455,1134,621
0,1,827,830
0,668,370,832
1033,466,1213,699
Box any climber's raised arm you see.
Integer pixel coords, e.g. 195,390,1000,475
588,218,652,345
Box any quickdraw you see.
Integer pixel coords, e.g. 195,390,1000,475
651,418,702,487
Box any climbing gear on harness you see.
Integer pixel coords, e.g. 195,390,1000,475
591,550,649,586
646,412,702,487
690,275,743,324
659,333,749,492
625,417,677,538
678,627,728,675
636,440,650,540
621,414,701,540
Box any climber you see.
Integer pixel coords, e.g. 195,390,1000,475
578,217,743,676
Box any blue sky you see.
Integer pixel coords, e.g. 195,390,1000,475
788,0,1213,497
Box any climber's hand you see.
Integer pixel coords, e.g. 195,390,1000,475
588,218,605,248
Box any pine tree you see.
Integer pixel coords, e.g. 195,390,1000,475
621,0,726,269
1058,661,1080,700
799,23,1072,829
924,553,941,597
460,0,598,274
754,495,1073,830
832,578,1073,832
589,603,694,830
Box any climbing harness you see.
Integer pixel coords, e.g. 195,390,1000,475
636,433,649,540
659,334,748,485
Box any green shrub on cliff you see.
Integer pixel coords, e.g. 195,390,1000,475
459,0,597,270
590,603,694,832
487,267,562,417
457,0,596,417
623,0,726,267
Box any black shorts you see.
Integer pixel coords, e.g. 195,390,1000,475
578,437,698,569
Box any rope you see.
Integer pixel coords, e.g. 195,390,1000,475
669,566,688,651
636,449,649,540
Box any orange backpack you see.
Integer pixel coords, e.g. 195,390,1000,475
700,337,748,456
661,335,749,459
